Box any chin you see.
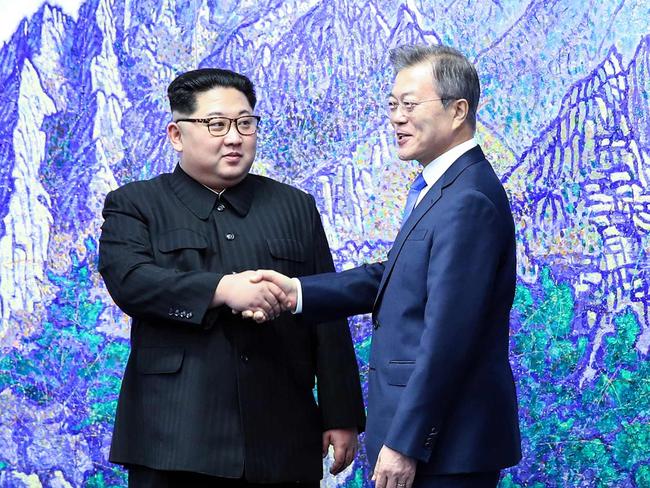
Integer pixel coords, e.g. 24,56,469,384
397,151,414,161
220,167,252,183
219,172,247,184
220,162,253,177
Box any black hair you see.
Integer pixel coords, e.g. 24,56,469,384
167,68,257,114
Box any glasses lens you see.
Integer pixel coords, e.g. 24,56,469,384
236,116,258,135
207,118,230,136
401,101,417,112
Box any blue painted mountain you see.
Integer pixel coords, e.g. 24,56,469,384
506,36,650,323
503,35,650,488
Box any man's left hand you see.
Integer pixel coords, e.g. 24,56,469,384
322,428,358,475
372,445,416,488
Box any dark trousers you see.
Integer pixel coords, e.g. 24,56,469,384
414,471,500,488
128,465,320,488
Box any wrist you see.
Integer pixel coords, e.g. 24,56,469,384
212,274,232,307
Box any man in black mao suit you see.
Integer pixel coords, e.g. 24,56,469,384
98,68,365,487
253,45,521,488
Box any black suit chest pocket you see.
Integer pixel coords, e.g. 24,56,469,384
157,229,208,271
266,238,305,275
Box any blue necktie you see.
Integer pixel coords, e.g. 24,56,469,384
402,173,427,226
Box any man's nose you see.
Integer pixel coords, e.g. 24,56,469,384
389,106,408,125
224,123,243,144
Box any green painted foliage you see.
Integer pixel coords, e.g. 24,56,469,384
508,267,649,486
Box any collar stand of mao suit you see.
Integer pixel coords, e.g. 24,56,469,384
217,176,255,217
171,164,255,219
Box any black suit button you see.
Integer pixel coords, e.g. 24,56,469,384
226,233,235,241
186,312,193,319
430,427,438,435
372,318,380,330
216,203,226,212
179,311,186,318
240,354,249,363
168,308,174,316
424,441,432,448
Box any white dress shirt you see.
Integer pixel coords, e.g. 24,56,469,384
414,138,477,207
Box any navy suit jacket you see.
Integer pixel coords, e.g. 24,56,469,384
301,145,521,475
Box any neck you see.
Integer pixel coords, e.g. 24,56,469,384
178,162,242,192
420,136,476,167
203,185,227,197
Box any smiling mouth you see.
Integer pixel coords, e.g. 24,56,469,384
397,133,410,142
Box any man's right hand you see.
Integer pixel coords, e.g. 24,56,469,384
212,271,288,320
242,270,297,322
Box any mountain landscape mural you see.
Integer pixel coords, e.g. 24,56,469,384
0,1,648,486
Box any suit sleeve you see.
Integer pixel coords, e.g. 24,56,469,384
383,190,504,461
306,198,366,432
300,262,383,321
98,187,223,326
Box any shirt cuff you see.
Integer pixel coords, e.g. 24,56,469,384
292,277,303,314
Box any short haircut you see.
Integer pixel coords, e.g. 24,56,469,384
389,44,480,128
167,68,257,114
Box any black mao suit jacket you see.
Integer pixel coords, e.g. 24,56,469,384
99,165,365,482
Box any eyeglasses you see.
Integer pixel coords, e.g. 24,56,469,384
387,98,451,114
175,115,261,136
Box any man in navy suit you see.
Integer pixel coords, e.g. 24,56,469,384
248,45,521,488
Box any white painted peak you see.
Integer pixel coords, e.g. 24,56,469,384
0,0,84,46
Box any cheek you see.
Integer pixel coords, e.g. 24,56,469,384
245,137,257,155
421,121,440,139
200,138,224,155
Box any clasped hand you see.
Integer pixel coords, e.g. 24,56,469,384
215,270,296,322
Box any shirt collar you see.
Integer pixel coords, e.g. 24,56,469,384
204,175,255,217
421,138,478,188
170,164,254,219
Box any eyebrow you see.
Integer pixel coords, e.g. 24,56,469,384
204,109,252,117
388,91,415,99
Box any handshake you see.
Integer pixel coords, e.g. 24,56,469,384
214,270,299,323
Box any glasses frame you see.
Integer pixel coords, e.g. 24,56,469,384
175,115,261,136
387,98,453,114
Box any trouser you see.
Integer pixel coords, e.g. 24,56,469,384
414,470,500,488
128,465,320,488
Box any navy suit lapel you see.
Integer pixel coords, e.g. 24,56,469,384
372,145,487,311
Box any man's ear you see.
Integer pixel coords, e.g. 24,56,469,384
167,122,183,152
451,99,469,130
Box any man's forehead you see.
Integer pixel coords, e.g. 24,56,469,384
193,87,252,114
391,64,436,96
